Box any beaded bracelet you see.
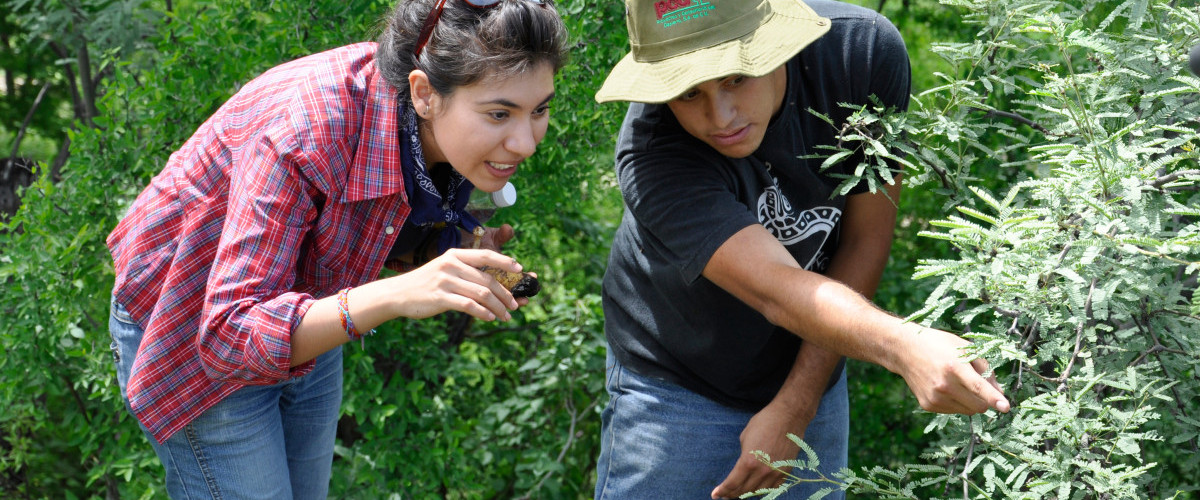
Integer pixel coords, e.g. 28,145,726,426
336,287,374,348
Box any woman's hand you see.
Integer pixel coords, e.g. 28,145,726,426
386,248,525,322
291,247,526,366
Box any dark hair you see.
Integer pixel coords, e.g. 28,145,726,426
377,0,568,98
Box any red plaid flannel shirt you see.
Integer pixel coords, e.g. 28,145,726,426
108,43,412,443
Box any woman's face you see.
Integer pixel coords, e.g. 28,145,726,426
665,66,787,159
419,63,556,193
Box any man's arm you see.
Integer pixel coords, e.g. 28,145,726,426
701,188,1009,416
710,182,902,499
759,180,908,424
753,181,907,435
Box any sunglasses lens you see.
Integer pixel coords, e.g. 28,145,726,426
418,0,547,57
465,0,544,6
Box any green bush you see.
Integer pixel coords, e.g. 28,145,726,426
757,0,1200,498
1,0,624,497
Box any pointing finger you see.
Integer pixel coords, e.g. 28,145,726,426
969,358,1010,413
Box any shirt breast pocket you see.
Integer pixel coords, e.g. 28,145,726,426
295,213,350,293
293,244,342,294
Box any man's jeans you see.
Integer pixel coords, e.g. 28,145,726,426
595,352,849,500
110,298,342,499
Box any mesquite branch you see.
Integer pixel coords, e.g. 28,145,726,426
977,108,1052,134
1024,279,1097,387
1148,169,1200,190
520,372,602,500
1134,307,1199,452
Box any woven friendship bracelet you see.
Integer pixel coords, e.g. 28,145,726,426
336,287,373,348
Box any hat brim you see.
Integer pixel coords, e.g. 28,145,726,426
595,0,831,104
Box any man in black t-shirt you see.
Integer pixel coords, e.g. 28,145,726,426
592,1,1012,499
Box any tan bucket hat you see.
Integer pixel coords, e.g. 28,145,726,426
595,0,831,104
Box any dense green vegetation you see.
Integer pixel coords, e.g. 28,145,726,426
2,0,1197,498
762,0,1200,497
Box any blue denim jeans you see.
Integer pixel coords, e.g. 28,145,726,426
110,298,342,499
594,352,848,500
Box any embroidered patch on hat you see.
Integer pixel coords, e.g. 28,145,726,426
655,0,715,28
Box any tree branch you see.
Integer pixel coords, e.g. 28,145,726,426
76,38,96,126
977,108,1052,134
1134,307,1198,452
1148,169,1200,190
1053,278,1097,386
961,426,977,499
520,370,603,499
51,133,71,180
49,42,86,122
9,81,51,161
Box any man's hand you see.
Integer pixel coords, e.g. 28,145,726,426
894,327,1010,414
710,402,811,499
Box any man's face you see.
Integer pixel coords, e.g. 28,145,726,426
665,66,787,159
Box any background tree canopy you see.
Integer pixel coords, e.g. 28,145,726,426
1,0,1197,498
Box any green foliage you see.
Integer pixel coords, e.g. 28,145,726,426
2,0,622,497
2,0,161,150
0,129,57,163
754,0,1200,498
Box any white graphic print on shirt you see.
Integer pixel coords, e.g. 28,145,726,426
756,174,841,271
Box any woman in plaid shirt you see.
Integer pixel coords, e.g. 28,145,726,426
106,0,566,497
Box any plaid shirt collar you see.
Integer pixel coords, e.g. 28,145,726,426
343,70,406,203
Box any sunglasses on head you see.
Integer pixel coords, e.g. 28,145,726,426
413,0,547,59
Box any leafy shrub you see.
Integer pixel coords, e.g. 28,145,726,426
756,0,1200,498
1,0,625,498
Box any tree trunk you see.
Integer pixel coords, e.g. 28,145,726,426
76,39,97,126
9,82,51,161
1,157,35,221
49,42,86,122
51,134,70,181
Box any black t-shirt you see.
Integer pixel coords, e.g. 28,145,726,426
602,0,912,410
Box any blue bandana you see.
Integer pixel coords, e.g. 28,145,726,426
391,98,483,258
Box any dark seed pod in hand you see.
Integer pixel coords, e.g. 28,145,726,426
482,267,541,298
509,274,541,298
